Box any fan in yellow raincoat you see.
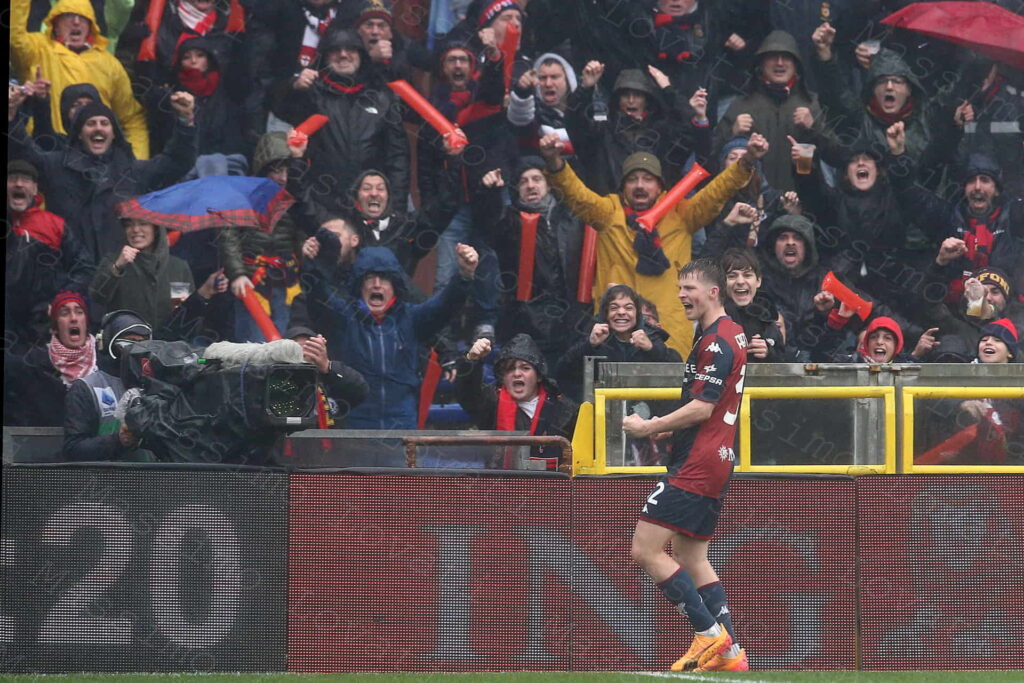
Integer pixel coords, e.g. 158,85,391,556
10,0,150,158
540,132,769,357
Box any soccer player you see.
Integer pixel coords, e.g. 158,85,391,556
622,258,749,672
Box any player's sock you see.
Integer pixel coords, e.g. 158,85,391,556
656,568,717,632
698,581,739,654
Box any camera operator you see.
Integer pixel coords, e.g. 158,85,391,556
61,309,152,461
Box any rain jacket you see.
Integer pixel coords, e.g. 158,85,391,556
11,0,150,158
303,247,473,429
713,30,821,192
91,224,194,331
546,158,753,357
810,48,958,168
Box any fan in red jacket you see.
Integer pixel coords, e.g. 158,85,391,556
6,159,94,348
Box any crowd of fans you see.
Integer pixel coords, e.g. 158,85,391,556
6,0,1023,462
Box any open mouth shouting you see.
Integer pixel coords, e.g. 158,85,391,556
8,186,32,211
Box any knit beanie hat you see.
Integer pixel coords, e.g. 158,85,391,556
976,267,1012,300
49,290,88,324
718,137,749,168
979,318,1019,359
473,0,522,27
355,0,392,25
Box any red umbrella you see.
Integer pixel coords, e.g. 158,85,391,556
881,2,1024,71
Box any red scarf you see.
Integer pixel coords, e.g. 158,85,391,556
945,206,1001,303
496,385,547,434
653,12,692,28
761,74,797,100
321,73,365,94
456,101,502,127
866,96,914,126
178,67,220,96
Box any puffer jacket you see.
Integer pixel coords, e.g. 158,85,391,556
714,30,821,192
9,106,197,265
10,0,150,157
271,63,410,211
90,223,194,330
303,247,472,429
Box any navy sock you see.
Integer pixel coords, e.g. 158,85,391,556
698,581,737,645
656,568,717,632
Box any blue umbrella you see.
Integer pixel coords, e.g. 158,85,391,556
115,176,294,233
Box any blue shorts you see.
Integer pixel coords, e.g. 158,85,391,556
639,478,723,540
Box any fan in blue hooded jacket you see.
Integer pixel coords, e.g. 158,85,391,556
301,244,479,429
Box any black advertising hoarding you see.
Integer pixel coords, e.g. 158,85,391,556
1,467,288,673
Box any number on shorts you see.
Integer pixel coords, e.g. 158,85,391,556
643,481,666,513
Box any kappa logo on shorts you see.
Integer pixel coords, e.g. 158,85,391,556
707,341,722,354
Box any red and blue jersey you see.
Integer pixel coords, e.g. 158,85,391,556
667,315,747,498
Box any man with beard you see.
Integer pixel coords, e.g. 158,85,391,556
272,28,409,214
5,160,93,349
929,153,1024,304
342,0,433,80
755,214,830,358
62,309,152,460
456,334,579,470
474,159,590,371
8,93,199,265
540,131,769,357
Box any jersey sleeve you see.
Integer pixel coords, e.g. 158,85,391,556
689,333,736,404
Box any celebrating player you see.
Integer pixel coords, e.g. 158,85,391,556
622,258,749,672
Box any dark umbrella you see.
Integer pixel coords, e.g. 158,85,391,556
881,1,1024,71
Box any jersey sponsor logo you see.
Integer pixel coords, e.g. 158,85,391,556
706,341,723,354
703,364,717,373
695,373,723,385
734,333,747,349
685,363,698,375
94,387,117,417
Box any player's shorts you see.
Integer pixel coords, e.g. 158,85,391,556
639,478,723,540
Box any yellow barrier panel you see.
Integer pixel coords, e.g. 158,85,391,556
739,386,896,475
902,386,1024,474
591,386,896,476
571,401,594,475
590,388,678,475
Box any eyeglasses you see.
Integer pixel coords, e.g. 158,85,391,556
878,76,908,87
